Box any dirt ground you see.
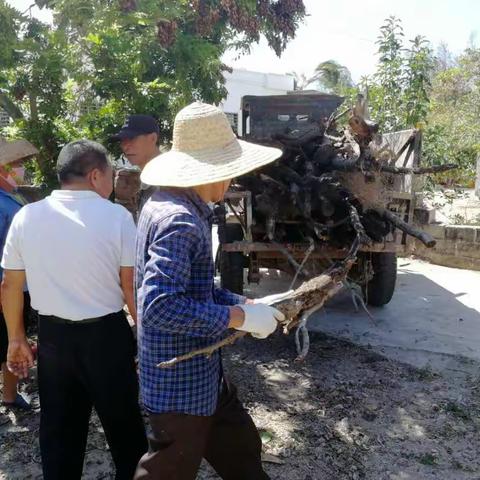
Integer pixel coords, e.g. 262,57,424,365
1,328,480,480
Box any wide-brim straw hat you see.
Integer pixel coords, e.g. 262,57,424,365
0,137,38,166
141,102,282,187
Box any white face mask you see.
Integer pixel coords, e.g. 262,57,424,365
11,166,25,185
0,165,25,187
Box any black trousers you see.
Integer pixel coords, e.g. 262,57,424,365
134,380,270,480
38,311,148,480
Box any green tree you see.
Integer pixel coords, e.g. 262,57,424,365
313,60,353,94
0,1,19,68
372,16,405,130
0,2,24,119
290,60,352,94
362,20,479,185
0,0,306,187
435,41,455,72
403,35,434,127
424,46,480,185
356,17,434,135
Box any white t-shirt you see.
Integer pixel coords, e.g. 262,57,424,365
1,190,136,320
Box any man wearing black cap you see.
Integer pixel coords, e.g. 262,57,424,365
111,114,160,171
111,115,160,218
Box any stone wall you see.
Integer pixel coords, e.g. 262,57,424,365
411,224,480,271
0,108,9,128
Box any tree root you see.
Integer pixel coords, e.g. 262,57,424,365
158,238,361,369
157,331,247,368
375,208,436,248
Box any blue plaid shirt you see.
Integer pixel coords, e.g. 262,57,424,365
136,188,245,415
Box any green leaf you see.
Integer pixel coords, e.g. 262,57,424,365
259,429,275,444
85,33,102,45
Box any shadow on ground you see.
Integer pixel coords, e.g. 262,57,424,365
198,331,480,480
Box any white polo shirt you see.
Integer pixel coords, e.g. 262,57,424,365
1,190,136,320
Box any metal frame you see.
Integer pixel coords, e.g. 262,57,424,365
222,241,408,255
222,190,411,260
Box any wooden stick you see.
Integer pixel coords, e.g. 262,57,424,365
325,160,458,175
348,203,372,246
391,130,416,164
325,107,350,132
376,208,436,248
379,163,458,175
157,331,247,368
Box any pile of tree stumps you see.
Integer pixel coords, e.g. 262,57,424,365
235,95,454,250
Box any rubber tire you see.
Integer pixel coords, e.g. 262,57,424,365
219,224,245,295
363,252,397,307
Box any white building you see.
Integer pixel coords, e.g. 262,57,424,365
221,69,294,135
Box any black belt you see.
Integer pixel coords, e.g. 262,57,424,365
39,310,122,325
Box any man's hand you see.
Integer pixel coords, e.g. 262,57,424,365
7,338,34,379
235,304,285,339
252,290,294,306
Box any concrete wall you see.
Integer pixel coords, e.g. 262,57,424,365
412,224,480,271
0,108,10,128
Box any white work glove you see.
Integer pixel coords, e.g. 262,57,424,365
253,290,294,306
236,304,285,339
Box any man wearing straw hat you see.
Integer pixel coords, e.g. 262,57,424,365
134,102,285,479
0,138,37,423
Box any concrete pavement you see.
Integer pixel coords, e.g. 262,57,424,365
307,259,480,371
244,258,480,373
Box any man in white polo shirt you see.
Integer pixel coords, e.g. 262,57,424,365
0,140,147,479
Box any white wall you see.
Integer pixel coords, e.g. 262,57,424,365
221,69,294,135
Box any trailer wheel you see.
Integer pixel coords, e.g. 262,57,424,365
219,224,245,295
363,252,397,306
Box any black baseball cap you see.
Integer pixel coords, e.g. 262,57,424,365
110,114,159,141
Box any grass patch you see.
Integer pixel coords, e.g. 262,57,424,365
414,366,438,381
444,401,470,420
418,453,437,466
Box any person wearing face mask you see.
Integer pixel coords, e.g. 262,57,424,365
0,156,32,423
111,115,161,219
1,140,147,479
